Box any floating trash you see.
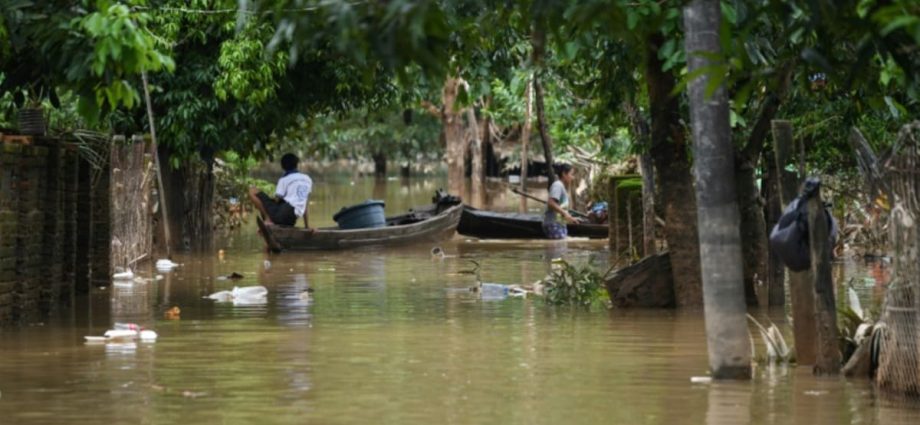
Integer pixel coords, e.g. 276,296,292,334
156,259,180,272
113,269,134,280
163,306,181,320
85,323,157,344
690,376,712,384
207,286,268,305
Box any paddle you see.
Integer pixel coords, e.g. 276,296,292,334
510,187,591,220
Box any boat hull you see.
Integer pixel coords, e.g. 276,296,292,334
457,207,608,239
258,203,463,251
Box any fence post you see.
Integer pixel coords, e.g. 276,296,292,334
772,119,817,366
806,179,841,374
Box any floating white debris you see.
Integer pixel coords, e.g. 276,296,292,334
690,376,712,384
207,290,234,302
207,286,268,304
85,323,158,345
104,329,138,341
139,330,158,342
263,260,272,271
156,259,179,271
113,269,134,280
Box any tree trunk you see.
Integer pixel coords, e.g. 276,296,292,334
521,78,533,190
426,77,465,196
467,107,485,208
735,60,795,307
531,27,556,184
533,76,556,183
736,161,765,306
158,148,214,252
184,161,214,252
372,152,387,177
645,34,703,307
684,0,751,379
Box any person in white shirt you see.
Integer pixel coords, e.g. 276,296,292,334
248,153,313,229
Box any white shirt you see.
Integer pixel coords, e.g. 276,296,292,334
275,172,312,217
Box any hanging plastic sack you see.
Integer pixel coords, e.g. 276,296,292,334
769,178,838,272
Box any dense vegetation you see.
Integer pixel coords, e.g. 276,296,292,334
2,1,919,296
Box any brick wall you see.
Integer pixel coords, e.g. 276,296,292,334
0,137,113,325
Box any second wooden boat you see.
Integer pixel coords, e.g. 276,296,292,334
457,206,608,239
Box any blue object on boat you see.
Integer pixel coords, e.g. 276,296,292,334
333,200,386,229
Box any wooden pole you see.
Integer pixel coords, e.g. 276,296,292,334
772,119,816,366
141,71,171,257
510,187,588,218
608,177,618,255
639,153,656,256
806,179,841,375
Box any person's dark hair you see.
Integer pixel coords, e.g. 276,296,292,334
553,162,573,177
280,153,299,171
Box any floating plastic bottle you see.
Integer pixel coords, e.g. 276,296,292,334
479,283,510,300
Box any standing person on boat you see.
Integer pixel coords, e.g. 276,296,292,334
248,153,313,229
543,163,578,239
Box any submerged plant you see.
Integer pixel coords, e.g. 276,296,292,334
747,314,793,364
541,258,610,309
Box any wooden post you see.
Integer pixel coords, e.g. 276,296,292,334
608,177,618,255
772,119,817,366
639,153,656,256
806,179,841,374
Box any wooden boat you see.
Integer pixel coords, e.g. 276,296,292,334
457,206,609,239
258,201,464,252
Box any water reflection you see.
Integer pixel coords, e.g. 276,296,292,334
706,382,752,425
2,176,920,424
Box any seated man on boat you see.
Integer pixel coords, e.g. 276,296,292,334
543,163,579,239
248,153,313,228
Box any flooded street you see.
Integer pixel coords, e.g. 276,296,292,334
1,176,919,424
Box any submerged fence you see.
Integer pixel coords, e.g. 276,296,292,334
874,122,920,395
0,133,153,326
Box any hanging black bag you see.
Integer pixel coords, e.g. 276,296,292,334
769,178,837,272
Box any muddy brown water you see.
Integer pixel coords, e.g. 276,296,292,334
1,176,918,424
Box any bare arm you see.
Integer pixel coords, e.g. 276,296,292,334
303,206,310,229
548,197,578,224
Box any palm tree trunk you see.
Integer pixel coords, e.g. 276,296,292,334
684,0,751,379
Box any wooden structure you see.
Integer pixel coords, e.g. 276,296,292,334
604,252,675,308
259,203,463,251
607,175,644,258
457,207,608,239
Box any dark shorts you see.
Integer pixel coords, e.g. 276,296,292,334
257,192,297,226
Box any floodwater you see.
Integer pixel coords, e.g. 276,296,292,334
1,175,919,425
